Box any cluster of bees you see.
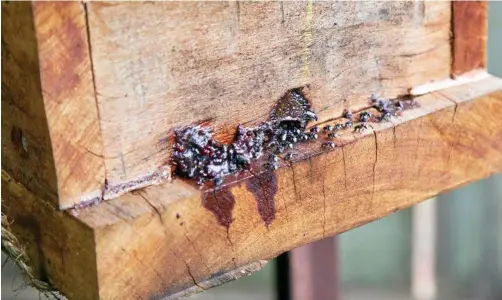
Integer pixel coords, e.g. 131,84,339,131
171,89,318,185
171,92,415,186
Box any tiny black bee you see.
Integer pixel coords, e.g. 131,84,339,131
305,111,318,121
379,110,392,122
354,123,368,132
308,132,318,140
269,154,278,162
214,177,223,187
345,121,353,128
276,146,285,154
327,132,338,139
323,125,333,132
263,162,278,170
359,111,371,122
343,109,353,120
310,126,320,133
322,141,337,149
334,123,344,131
284,153,297,161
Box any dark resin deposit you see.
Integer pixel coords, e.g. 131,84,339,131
171,89,418,187
171,88,317,186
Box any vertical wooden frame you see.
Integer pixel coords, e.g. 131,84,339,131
452,1,487,77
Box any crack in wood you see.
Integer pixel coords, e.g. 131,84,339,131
280,1,285,25
341,145,348,191
321,152,329,238
372,130,378,204
107,202,135,222
121,247,167,288
393,124,397,148
136,191,163,223
183,261,206,291
184,234,211,273
280,190,290,224
289,163,301,203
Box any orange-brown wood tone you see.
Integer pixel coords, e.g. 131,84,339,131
452,1,487,77
2,2,105,209
3,77,502,300
1,2,498,300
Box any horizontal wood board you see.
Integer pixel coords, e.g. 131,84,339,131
3,76,502,300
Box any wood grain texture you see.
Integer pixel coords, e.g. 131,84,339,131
32,2,105,208
86,1,452,197
1,2,105,209
1,2,59,205
1,170,99,300
452,1,487,76
3,77,502,300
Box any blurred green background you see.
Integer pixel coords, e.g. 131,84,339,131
2,2,501,300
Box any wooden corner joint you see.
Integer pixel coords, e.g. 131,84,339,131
3,76,502,300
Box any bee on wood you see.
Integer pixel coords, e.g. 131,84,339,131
310,126,320,133
308,132,318,140
327,132,338,139
284,153,297,161
269,154,278,162
323,125,334,132
334,123,344,131
354,123,368,132
343,109,353,120
359,111,372,122
322,141,337,149
214,176,223,187
263,162,278,170
379,110,392,122
305,111,318,121
345,121,353,128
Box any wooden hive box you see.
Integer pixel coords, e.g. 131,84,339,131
2,1,501,300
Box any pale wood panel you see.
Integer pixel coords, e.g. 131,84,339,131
86,1,452,197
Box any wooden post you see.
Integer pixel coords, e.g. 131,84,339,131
289,238,338,300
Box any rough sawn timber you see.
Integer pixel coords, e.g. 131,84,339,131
3,76,502,300
2,1,456,208
1,1,105,209
86,1,452,198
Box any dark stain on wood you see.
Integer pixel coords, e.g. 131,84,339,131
202,186,235,229
246,171,278,227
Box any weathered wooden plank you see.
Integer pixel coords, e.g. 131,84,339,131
32,2,105,208
86,1,452,198
1,2,59,205
3,77,502,300
452,1,487,76
1,2,105,209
